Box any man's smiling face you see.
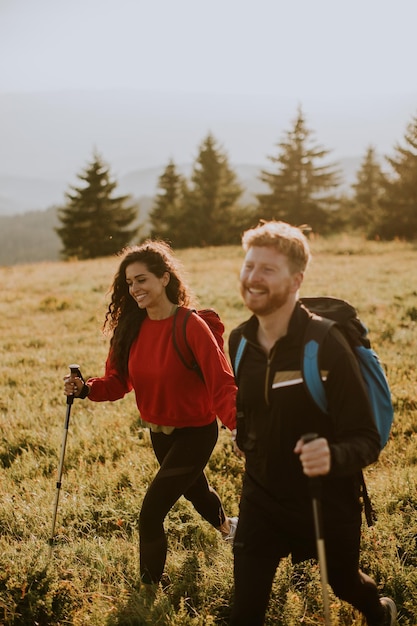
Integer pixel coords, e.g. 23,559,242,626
239,246,298,316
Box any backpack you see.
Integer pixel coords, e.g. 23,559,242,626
172,307,225,381
300,297,394,448
233,296,394,448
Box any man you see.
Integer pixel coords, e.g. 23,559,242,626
228,221,397,625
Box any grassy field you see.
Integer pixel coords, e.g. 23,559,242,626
1,235,417,625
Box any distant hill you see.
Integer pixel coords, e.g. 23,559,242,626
0,199,151,266
0,175,67,215
0,158,362,217
0,207,61,265
0,157,363,266
118,163,271,207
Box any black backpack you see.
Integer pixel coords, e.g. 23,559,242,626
300,296,394,448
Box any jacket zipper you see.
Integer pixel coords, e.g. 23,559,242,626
265,346,277,406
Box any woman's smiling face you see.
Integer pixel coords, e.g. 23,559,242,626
125,262,169,310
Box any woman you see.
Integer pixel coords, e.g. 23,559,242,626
64,240,238,586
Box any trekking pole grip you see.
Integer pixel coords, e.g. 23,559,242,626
301,432,332,625
301,432,318,445
67,364,83,405
301,432,321,497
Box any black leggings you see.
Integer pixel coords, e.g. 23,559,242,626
139,420,226,584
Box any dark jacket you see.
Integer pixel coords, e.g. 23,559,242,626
229,301,381,534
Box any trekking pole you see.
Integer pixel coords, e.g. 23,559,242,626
48,364,83,559
301,433,332,626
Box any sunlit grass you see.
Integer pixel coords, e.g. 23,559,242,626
1,235,416,624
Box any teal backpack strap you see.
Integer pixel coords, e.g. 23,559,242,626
234,336,247,378
303,315,335,413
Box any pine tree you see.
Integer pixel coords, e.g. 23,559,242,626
181,133,245,246
373,112,417,240
257,106,342,231
56,152,139,259
351,146,385,233
149,159,187,247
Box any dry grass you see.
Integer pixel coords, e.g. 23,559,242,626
1,235,417,624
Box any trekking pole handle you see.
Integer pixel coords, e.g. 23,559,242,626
301,432,321,498
300,432,331,625
301,432,318,444
67,364,84,405
69,363,83,379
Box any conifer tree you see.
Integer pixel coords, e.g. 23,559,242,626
181,133,245,246
257,106,342,231
56,152,139,259
373,112,417,240
351,146,385,233
149,159,187,247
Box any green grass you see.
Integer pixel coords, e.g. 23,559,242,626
1,235,417,624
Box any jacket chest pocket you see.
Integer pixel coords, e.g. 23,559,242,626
271,369,304,391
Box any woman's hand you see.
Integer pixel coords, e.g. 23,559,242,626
63,375,84,398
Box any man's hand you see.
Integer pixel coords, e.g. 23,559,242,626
233,441,245,459
294,437,331,477
231,429,245,459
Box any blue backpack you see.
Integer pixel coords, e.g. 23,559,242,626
233,296,394,449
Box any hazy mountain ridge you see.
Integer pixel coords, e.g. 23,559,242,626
0,206,61,265
0,201,150,266
0,158,361,216
0,157,362,266
0,175,68,215
1,88,414,217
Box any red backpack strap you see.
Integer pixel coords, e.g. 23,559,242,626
172,306,196,371
172,307,225,380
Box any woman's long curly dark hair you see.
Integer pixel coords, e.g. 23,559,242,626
103,239,194,381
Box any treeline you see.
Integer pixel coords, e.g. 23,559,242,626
51,105,417,259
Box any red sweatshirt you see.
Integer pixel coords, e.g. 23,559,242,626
87,311,237,431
